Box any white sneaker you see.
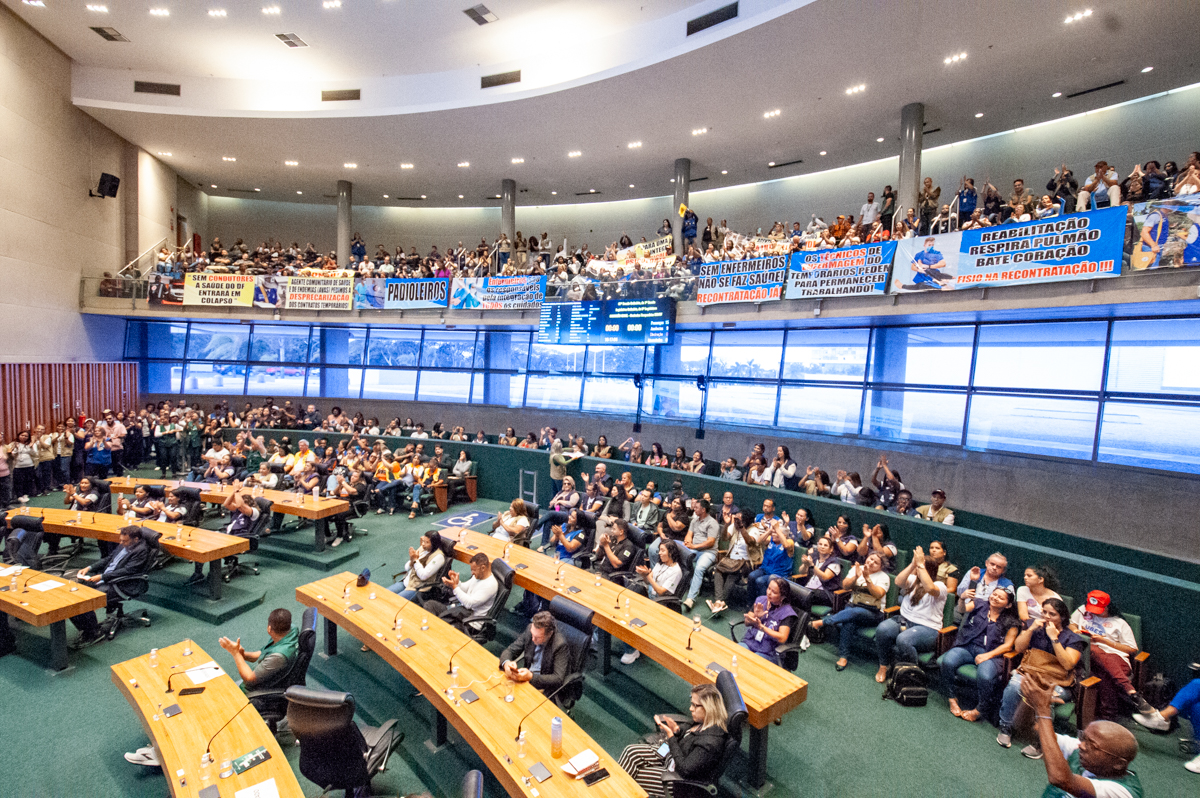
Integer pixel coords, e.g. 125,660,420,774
124,747,160,767
18,496,28,504
1133,710,1169,732
1186,752,1200,774
620,650,640,665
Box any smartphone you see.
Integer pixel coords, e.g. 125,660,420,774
582,768,610,786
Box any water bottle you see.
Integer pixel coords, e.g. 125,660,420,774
730,654,738,677
517,731,527,758
312,486,319,502
150,648,159,668
9,576,16,594
550,717,563,759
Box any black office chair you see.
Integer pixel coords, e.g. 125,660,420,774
285,685,402,798
728,579,812,673
461,770,484,798
100,529,160,641
248,607,318,733
609,524,652,587
566,512,598,570
223,497,273,582
93,479,113,514
548,596,594,712
460,559,514,645
657,670,749,798
4,514,44,569
172,486,205,527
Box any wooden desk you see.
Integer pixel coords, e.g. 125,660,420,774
109,478,350,553
296,574,646,798
111,641,305,798
7,507,248,600
0,564,106,671
446,528,808,789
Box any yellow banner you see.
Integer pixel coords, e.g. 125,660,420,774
182,273,255,306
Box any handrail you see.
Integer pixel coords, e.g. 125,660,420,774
118,237,168,278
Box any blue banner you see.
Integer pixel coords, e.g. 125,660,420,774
354,278,450,310
890,206,1127,293
450,275,547,310
785,242,896,298
694,254,787,306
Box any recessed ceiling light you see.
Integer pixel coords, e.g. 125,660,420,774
845,84,866,95
768,162,775,167
323,0,341,7
495,194,501,199
22,0,45,6
222,156,236,161
420,195,426,199
670,178,675,182
1052,92,1063,97
400,163,413,169
721,170,728,174
211,184,217,188
284,160,298,166
383,195,389,199
943,52,967,64
253,188,261,192
149,8,169,16
296,191,302,195
1064,9,1092,23
208,9,226,17
458,161,470,168
589,189,595,193
511,157,524,164
551,191,557,195
86,4,108,11
627,141,642,149
691,127,708,136
762,109,781,119
343,163,357,168
974,112,984,118
629,184,635,188
458,194,464,199
262,5,280,14
819,151,827,156
876,137,885,142
568,150,582,158
1141,66,1154,73
157,152,171,157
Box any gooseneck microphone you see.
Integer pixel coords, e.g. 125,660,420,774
206,701,253,755
514,681,572,741
614,586,629,611
447,640,472,674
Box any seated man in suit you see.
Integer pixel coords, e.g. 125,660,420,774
69,525,152,648
499,611,570,695
422,553,499,633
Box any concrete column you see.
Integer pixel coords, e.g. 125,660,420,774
122,142,140,267
897,103,924,229
865,327,909,437
501,178,516,242
320,328,350,398
336,180,352,268
672,158,690,255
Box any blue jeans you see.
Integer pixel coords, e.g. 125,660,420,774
874,617,938,666
998,672,1072,733
822,604,883,660
747,568,781,602
375,479,407,512
686,550,718,602
939,645,1005,719
533,511,570,546
1170,678,1200,738
387,585,417,600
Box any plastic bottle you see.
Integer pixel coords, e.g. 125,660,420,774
517,730,527,758
550,717,563,759
730,654,738,677
150,648,159,668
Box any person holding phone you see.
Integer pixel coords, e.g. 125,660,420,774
499,611,570,695
619,683,730,797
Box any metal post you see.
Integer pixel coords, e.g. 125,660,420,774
897,103,924,227
501,178,516,242
336,180,352,268
673,158,691,255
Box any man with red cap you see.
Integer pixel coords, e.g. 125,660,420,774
1068,590,1154,719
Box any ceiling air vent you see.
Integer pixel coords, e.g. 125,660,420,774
91,26,129,42
392,196,426,201
574,191,603,197
481,70,520,89
767,158,803,170
463,5,498,25
134,81,181,96
322,89,361,102
1066,80,1124,99
689,176,708,184
276,33,308,48
226,188,260,194
687,2,738,36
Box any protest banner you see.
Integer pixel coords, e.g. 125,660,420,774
283,276,354,310
182,273,255,306
786,242,896,298
695,254,787,306
1128,194,1200,271
450,275,547,310
617,235,673,266
890,206,1126,293
352,278,450,310
146,274,182,306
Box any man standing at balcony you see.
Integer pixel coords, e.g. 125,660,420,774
860,192,881,230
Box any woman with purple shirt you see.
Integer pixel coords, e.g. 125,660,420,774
740,577,799,667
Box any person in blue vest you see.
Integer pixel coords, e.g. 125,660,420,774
901,237,954,291
1134,208,1171,270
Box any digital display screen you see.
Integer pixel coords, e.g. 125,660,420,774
537,298,676,346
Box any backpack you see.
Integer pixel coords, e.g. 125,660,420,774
1142,672,1176,711
883,663,928,707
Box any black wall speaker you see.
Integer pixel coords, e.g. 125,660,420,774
94,173,120,198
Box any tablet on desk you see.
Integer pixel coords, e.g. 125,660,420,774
528,762,552,783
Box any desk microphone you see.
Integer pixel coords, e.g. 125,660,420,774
555,562,569,583
614,586,629,610
165,671,188,693
502,543,513,562
206,701,253,755
687,617,702,651
18,572,39,592
392,595,411,630
447,640,471,674
514,681,571,741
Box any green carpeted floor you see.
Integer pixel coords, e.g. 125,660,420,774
1,468,1195,797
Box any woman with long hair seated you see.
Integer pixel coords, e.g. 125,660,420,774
939,587,1020,722
809,552,889,672
619,683,730,797
873,545,950,683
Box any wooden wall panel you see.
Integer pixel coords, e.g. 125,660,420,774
0,363,138,442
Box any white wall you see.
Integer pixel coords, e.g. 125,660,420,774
137,149,176,255
175,175,208,250
0,5,126,361
202,83,1200,253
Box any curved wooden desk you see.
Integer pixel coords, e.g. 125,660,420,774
0,564,105,671
296,574,646,798
111,640,304,797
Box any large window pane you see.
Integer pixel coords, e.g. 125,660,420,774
367,329,421,367
709,331,784,379
247,365,306,395
126,321,188,360
250,325,311,362
309,327,365,365
777,386,863,435
645,332,710,376
1107,319,1200,396
305,367,322,397
641,378,703,422
477,330,530,371
782,328,869,382
183,362,247,394
528,343,585,372
361,368,414,400
420,330,477,369
585,345,647,374
1098,401,1200,473
417,371,472,403
973,322,1106,391
524,375,583,410
185,323,249,361
863,389,967,445
581,376,640,415
872,325,974,387
704,381,778,427
144,363,182,394
966,394,1098,459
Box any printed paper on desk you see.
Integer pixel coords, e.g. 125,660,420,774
186,661,226,685
0,566,19,577
562,748,600,777
235,777,279,798
29,580,65,592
